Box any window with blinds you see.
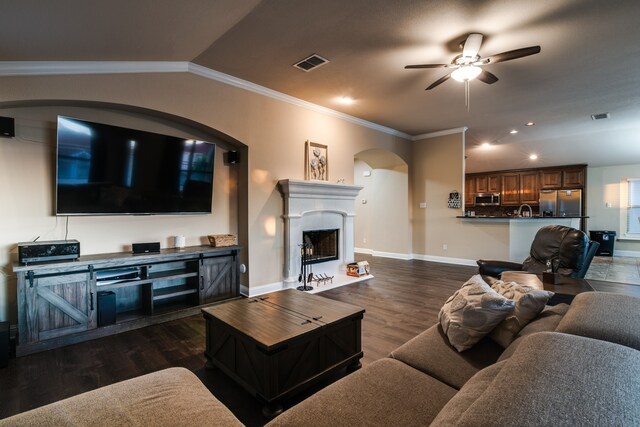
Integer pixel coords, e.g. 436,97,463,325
628,179,640,235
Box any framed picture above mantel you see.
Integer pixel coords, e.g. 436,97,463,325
305,140,328,181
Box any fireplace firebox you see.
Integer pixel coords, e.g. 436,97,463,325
302,229,339,265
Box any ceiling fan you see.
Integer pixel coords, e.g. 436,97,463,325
405,33,541,90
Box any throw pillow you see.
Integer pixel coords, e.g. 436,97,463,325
489,280,554,348
439,275,515,352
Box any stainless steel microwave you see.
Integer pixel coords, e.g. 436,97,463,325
475,193,500,206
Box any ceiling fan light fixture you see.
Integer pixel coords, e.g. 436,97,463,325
451,65,482,82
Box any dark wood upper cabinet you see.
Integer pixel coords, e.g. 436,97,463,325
519,171,539,205
539,169,563,189
563,168,585,188
465,175,475,206
501,173,520,205
475,175,489,193
466,165,585,208
487,174,501,192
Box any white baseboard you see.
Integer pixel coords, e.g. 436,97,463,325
240,281,289,297
354,248,412,260
356,248,477,266
411,254,477,267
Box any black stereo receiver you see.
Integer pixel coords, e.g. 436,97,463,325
18,240,81,264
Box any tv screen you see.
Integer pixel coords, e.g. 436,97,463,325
56,116,216,215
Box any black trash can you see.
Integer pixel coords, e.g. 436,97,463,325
589,230,616,256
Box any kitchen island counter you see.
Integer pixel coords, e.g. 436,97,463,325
455,216,586,262
455,215,588,220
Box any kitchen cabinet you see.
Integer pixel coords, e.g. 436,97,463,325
465,175,475,206
466,164,585,208
563,168,585,188
475,175,488,193
540,167,584,189
500,172,538,206
487,175,501,192
539,169,562,189
501,173,520,205
519,171,539,205
471,174,500,194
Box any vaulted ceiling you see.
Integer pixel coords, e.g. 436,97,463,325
1,0,639,172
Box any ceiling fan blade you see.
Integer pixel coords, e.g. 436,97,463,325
477,70,499,84
405,64,449,69
484,46,541,64
426,74,451,90
462,33,483,58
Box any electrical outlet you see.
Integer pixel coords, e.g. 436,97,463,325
605,202,612,208
363,238,367,243
419,202,427,209
443,244,448,251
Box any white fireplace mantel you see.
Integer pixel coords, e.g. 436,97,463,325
277,179,363,290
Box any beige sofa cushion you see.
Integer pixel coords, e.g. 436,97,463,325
267,358,457,427
431,332,640,426
556,291,640,350
439,275,515,351
390,323,502,390
498,303,570,362
0,367,242,427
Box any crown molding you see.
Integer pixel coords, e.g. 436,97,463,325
412,127,468,141
0,61,189,76
187,63,412,140
0,60,412,140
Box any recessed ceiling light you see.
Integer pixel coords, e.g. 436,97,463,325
525,121,535,126
337,96,354,105
480,142,491,149
529,154,538,160
510,129,518,134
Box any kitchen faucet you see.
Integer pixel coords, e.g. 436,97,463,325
517,204,533,217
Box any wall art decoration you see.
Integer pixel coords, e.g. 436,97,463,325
448,191,461,208
305,140,328,181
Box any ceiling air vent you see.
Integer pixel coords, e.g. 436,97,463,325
591,112,610,120
293,54,329,72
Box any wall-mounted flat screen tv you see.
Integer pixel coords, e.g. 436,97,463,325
56,116,216,215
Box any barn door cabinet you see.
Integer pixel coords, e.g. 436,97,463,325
14,245,240,356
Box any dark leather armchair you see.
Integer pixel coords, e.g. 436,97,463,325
477,225,600,279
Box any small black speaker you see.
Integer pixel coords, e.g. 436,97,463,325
97,292,116,327
0,117,15,138
132,242,161,254
227,150,239,164
0,321,9,368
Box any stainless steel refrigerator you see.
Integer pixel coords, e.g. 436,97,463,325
539,189,582,217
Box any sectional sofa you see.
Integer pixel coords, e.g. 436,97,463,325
2,291,639,426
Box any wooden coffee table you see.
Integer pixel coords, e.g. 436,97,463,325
500,271,594,305
202,289,365,418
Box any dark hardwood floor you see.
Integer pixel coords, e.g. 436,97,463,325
1,255,638,425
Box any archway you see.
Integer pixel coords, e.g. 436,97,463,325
354,149,410,259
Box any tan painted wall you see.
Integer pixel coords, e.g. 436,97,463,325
0,72,411,321
587,164,640,253
0,105,235,321
411,132,510,261
354,159,410,256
